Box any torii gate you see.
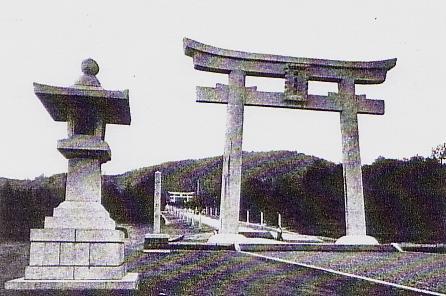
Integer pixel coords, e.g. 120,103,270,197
184,38,396,244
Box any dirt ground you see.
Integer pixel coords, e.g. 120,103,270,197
0,216,443,295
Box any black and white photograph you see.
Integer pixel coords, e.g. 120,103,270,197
1,1,445,295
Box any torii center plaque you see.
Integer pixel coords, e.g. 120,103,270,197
184,38,396,245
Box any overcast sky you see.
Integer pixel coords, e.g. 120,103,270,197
1,1,445,179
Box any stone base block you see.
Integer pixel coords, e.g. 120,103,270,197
30,228,76,242
25,266,74,280
239,230,275,239
90,242,124,266
28,241,124,268
74,265,125,280
31,228,125,243
28,228,126,277
207,233,248,245
25,265,126,280
52,201,112,219
29,242,60,266
335,235,379,245
5,272,139,290
60,242,90,266
76,229,125,242
144,233,169,249
44,216,116,230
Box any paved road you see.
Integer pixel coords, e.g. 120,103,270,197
131,250,420,295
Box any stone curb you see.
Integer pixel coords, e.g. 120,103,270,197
239,243,400,252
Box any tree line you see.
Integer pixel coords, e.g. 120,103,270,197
1,151,445,243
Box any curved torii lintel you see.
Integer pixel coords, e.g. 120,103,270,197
183,38,396,84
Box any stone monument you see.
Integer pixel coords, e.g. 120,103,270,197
5,59,139,290
144,171,169,250
184,38,396,245
154,171,162,234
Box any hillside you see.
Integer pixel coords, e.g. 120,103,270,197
103,151,326,229
1,151,446,243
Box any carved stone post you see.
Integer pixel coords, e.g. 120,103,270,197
219,69,245,233
336,79,378,245
153,171,162,234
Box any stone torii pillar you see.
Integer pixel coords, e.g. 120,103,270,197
336,79,371,244
217,69,246,241
184,38,396,245
5,59,138,290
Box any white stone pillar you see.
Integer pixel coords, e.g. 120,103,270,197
218,69,245,235
144,171,169,249
260,211,264,226
278,213,282,228
337,79,378,245
246,210,250,224
153,171,162,234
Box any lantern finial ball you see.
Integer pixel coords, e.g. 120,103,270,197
81,58,99,76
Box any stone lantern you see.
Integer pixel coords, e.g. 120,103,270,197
6,59,139,290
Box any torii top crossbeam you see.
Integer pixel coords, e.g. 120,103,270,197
184,38,396,115
184,38,396,83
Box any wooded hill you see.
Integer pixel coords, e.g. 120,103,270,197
1,151,445,243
